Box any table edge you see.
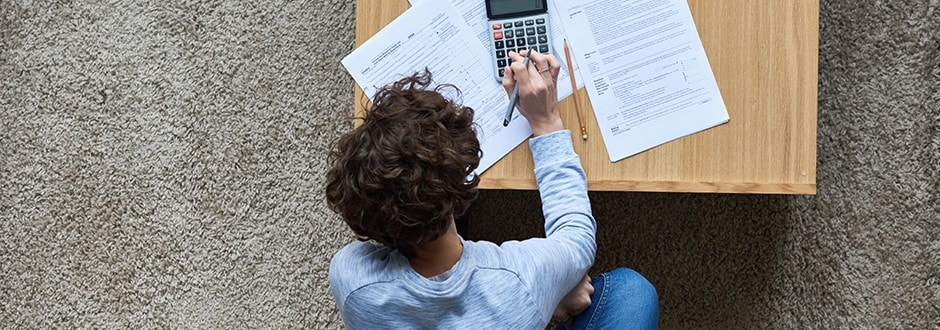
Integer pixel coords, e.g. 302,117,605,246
479,178,816,194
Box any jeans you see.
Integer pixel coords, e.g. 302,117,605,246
557,268,659,330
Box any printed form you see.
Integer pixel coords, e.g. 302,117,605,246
341,0,532,173
555,0,730,161
409,0,583,99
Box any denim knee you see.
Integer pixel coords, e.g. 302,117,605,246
604,268,658,307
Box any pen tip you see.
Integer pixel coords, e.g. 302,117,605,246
503,120,510,127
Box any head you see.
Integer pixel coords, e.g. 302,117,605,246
325,70,481,257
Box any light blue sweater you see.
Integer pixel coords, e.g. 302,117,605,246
329,130,596,328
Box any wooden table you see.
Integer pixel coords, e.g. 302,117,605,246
354,0,818,194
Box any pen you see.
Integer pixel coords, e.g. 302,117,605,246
563,39,588,140
503,50,533,127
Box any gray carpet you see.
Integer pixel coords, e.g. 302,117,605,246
0,0,937,328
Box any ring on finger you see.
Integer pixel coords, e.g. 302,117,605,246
538,66,551,73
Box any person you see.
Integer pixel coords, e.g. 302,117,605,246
326,50,659,329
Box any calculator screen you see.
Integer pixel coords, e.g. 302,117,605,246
488,0,543,16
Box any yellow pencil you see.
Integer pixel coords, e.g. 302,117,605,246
563,39,587,141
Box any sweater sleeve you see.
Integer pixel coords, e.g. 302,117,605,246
499,130,597,324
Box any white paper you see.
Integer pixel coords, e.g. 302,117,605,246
556,0,730,162
341,0,533,173
408,0,584,99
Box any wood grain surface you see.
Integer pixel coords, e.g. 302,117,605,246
353,0,818,194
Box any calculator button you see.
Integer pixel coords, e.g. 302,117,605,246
526,27,535,35
494,31,503,40
505,48,515,54
517,38,526,46
496,50,506,58
536,18,545,24
537,35,548,44
525,20,534,26
504,30,514,38
499,68,505,77
497,59,507,68
527,36,537,45
503,22,512,29
506,39,515,47
514,21,524,27
515,28,524,36
537,26,546,34
495,40,505,49
539,45,549,53
492,23,502,30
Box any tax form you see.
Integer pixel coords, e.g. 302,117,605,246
555,0,730,162
408,0,583,99
340,0,533,173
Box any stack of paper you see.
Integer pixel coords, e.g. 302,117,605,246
553,0,729,161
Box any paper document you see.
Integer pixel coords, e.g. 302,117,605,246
555,0,730,161
340,0,533,173
409,0,583,99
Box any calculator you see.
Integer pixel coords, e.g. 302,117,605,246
485,0,554,81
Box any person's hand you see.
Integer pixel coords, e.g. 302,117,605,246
502,50,564,136
553,275,594,328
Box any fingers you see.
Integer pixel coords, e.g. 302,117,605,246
504,49,559,93
503,50,534,95
501,53,517,95
552,274,594,326
527,50,561,80
507,50,532,86
581,275,595,296
528,50,549,74
569,276,593,316
545,52,561,79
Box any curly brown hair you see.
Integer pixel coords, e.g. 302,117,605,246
325,70,481,257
